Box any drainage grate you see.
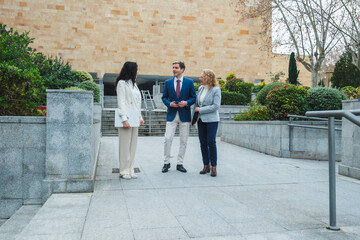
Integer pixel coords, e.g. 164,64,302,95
112,168,140,173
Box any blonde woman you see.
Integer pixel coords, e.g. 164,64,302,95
116,61,144,180
194,69,221,177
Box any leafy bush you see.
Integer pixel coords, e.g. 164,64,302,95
256,82,286,105
224,78,244,92
72,70,93,83
234,103,269,121
217,79,226,91
331,50,360,88
226,72,235,80
221,91,247,105
194,82,201,91
65,87,85,91
224,78,253,104
266,84,308,120
340,86,357,100
0,63,45,115
78,80,100,102
253,81,266,94
305,87,343,111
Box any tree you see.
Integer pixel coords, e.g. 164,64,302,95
288,52,299,84
234,0,343,87
330,50,360,88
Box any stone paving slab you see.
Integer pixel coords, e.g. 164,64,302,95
10,136,360,240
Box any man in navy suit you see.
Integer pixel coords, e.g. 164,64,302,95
161,61,196,173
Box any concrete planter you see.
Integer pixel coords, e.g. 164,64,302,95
221,120,342,160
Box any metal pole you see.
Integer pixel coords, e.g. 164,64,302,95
327,117,340,231
289,117,293,152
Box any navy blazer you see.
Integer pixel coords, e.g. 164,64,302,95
162,77,196,122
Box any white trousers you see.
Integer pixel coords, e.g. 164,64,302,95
118,127,138,175
164,112,190,164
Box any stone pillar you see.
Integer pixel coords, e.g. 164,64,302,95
43,90,95,201
339,100,360,180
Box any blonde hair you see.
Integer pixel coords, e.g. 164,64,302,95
202,69,218,88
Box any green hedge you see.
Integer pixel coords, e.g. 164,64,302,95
306,87,344,111
221,91,247,105
234,104,269,121
78,80,100,102
256,82,286,105
72,70,93,83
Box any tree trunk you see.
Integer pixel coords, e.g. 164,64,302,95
311,70,318,87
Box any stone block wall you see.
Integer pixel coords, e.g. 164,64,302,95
0,117,46,218
221,120,342,160
339,100,360,180
0,0,311,85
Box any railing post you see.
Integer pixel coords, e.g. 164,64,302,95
327,117,340,231
289,116,293,152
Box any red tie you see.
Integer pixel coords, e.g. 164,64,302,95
176,80,180,98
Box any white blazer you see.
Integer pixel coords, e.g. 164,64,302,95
116,80,143,122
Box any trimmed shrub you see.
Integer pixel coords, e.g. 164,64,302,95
65,87,85,91
331,50,360,88
221,91,247,105
78,80,100,102
266,84,308,120
340,86,357,100
305,87,343,111
224,78,244,92
194,82,201,91
217,79,226,91
72,70,93,83
256,82,286,105
224,78,253,104
234,104,269,121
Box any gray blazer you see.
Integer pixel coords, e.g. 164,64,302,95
196,85,221,123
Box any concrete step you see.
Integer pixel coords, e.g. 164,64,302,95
0,205,41,240
14,193,92,240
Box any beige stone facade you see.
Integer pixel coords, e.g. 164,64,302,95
1,0,312,86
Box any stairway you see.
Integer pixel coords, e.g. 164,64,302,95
101,108,198,137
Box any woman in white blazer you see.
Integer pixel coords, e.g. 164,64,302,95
116,61,144,180
194,69,221,177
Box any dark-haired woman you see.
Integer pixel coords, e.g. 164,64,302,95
116,61,144,180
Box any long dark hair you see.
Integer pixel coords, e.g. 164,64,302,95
115,61,138,86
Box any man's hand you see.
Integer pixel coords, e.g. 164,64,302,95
123,120,130,128
170,101,179,108
178,101,187,108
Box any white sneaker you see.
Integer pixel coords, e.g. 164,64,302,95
121,174,131,180
130,173,138,179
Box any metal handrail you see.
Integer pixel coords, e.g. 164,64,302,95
304,110,360,231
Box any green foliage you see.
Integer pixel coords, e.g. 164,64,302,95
194,82,201,91
305,87,343,111
72,70,93,83
226,72,235,80
340,86,357,100
224,77,243,91
268,71,285,83
318,79,325,87
217,79,226,91
224,78,253,104
330,50,360,88
252,81,266,94
78,80,100,102
234,102,269,121
0,63,45,115
65,87,86,91
221,91,247,105
0,24,77,114
288,52,299,85
266,84,308,120
256,82,286,105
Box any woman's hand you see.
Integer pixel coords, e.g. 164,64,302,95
195,107,200,112
140,120,145,126
123,120,130,128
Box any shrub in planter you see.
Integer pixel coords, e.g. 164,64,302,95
224,77,244,92
224,79,253,104
72,70,93,83
194,82,201,91
221,91,247,105
234,104,269,121
218,79,226,91
266,84,308,120
256,82,286,105
0,63,45,116
65,87,86,91
78,80,100,102
305,87,343,111
340,86,357,100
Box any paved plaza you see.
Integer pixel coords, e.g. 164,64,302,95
1,136,360,240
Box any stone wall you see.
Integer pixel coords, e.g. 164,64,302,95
339,100,360,180
221,120,342,160
0,90,101,218
0,0,311,85
0,117,46,218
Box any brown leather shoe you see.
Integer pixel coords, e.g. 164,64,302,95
200,165,210,174
210,166,217,177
